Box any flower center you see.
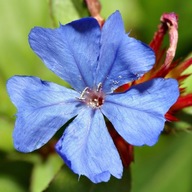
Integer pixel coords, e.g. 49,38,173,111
79,83,105,108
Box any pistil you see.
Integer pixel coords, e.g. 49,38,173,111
79,83,105,108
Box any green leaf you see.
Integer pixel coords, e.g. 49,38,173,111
30,154,63,192
0,177,25,192
0,160,33,192
0,0,52,117
0,118,14,152
49,0,89,26
131,133,192,192
45,165,131,192
99,0,143,29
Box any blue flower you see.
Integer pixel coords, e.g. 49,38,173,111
7,11,179,183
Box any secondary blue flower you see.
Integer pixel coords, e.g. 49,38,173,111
7,11,179,183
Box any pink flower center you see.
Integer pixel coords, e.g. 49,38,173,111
79,83,105,108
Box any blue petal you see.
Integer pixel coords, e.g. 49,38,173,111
29,18,101,92
102,78,179,146
7,76,81,152
55,108,123,183
95,11,155,93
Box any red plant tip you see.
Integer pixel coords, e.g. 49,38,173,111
85,0,105,26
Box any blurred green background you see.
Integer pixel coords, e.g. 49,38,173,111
0,0,191,192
